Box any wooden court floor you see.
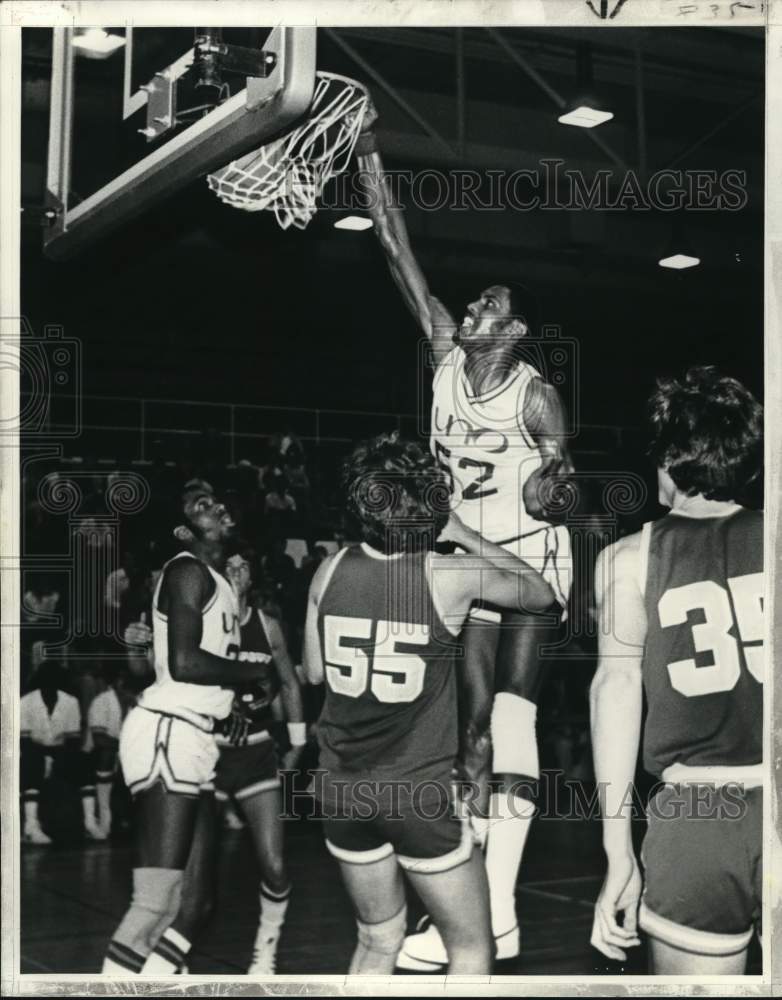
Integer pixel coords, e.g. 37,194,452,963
20,810,761,977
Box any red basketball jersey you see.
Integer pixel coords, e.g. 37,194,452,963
316,543,460,781
641,507,764,778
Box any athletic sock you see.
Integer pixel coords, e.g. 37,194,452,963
485,792,535,937
140,927,192,975
105,867,183,971
81,789,98,825
487,693,540,938
96,777,113,833
23,795,40,829
102,940,145,975
257,882,290,939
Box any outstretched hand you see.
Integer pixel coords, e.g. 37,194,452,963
360,94,378,132
591,854,643,961
216,701,250,747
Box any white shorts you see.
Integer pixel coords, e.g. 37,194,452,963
468,523,572,622
119,706,219,797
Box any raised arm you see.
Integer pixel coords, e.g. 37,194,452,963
356,104,456,366
589,536,646,961
162,559,272,686
521,378,575,523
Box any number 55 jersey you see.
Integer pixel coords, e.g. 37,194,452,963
315,543,460,785
640,506,763,778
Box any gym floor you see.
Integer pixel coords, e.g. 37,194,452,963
17,806,764,978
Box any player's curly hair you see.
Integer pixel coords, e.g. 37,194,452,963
343,432,451,554
647,366,762,501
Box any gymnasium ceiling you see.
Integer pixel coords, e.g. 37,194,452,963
19,26,765,421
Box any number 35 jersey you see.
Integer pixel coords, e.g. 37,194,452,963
641,507,763,778
315,544,459,782
431,346,551,543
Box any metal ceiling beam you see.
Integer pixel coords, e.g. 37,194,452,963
455,28,466,158
662,91,762,169
333,27,761,101
485,28,629,172
324,28,456,159
635,41,647,178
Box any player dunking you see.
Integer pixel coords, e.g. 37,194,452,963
356,103,573,966
590,367,763,973
102,482,277,976
303,433,556,973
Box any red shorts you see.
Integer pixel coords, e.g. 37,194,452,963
318,769,472,874
640,784,762,955
213,734,281,802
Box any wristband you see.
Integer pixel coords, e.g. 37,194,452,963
287,722,307,747
354,130,378,157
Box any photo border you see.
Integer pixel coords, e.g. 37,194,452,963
1,1,778,995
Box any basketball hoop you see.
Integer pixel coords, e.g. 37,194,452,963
207,72,368,230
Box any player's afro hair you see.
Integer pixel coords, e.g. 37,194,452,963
647,366,762,501
343,432,451,554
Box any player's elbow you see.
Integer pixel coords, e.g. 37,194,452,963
375,216,401,260
589,661,641,716
523,573,557,613
169,648,195,684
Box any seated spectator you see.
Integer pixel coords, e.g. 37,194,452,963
21,662,102,844
88,665,138,838
21,576,63,693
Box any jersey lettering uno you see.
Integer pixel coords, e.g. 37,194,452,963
642,508,763,778
216,607,279,743
431,345,551,543
316,544,459,782
139,551,240,723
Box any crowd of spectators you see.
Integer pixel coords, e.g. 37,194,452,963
19,428,613,846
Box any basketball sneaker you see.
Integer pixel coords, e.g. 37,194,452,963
84,817,108,840
23,823,52,846
395,917,519,970
247,932,280,975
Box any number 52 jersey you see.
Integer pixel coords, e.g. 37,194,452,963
431,346,552,543
641,507,763,778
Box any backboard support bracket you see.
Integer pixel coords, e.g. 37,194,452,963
44,26,317,260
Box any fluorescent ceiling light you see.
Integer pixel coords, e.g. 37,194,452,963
72,29,125,59
558,106,614,128
658,253,700,270
334,216,373,231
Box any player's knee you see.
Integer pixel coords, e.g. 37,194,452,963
133,867,183,923
116,868,183,953
491,693,539,783
356,904,407,957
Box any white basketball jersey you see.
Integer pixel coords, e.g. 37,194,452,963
431,346,550,543
139,551,240,724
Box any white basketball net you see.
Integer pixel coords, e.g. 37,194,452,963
207,73,368,230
